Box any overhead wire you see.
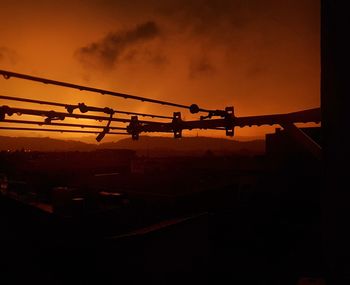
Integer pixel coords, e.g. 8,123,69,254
0,69,210,113
0,126,128,135
0,106,165,125
0,94,173,119
1,119,127,131
0,70,321,142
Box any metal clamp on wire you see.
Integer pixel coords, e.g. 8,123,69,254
65,105,76,114
200,109,228,120
102,107,114,115
96,113,113,142
78,103,89,113
189,104,200,114
224,106,235,136
172,112,183,139
65,103,89,114
127,116,141,140
0,106,14,120
44,111,65,124
70,103,115,116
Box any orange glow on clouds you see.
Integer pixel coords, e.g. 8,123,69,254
0,0,320,142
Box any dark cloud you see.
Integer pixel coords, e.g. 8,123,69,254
76,21,161,70
156,0,319,78
91,0,265,34
75,0,319,85
157,0,267,39
189,56,215,79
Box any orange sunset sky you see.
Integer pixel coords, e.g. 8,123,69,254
0,0,320,142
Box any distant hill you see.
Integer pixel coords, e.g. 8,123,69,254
0,136,95,152
0,135,265,155
99,136,265,155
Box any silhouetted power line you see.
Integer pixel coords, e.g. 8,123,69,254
127,108,321,139
234,108,321,127
0,105,164,125
0,126,128,135
1,119,127,131
0,69,209,114
1,104,321,137
0,69,321,148
0,94,172,119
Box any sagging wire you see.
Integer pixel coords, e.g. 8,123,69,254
0,69,211,114
1,119,127,131
0,95,172,119
0,126,127,135
0,105,163,125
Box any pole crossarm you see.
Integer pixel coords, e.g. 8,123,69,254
127,107,321,139
234,108,321,127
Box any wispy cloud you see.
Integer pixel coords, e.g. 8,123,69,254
75,21,162,70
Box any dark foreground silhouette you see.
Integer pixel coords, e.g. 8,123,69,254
0,129,323,284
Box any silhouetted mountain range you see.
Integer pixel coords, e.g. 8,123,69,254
101,136,265,155
0,136,265,155
0,136,95,152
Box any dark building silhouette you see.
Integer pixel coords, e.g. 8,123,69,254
266,127,321,171
266,127,320,156
322,1,350,284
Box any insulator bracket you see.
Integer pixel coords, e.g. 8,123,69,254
127,116,140,140
172,112,183,138
224,106,235,137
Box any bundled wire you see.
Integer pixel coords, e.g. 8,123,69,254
0,104,164,141
0,69,321,143
1,119,127,131
0,105,163,125
0,126,127,135
0,95,172,119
